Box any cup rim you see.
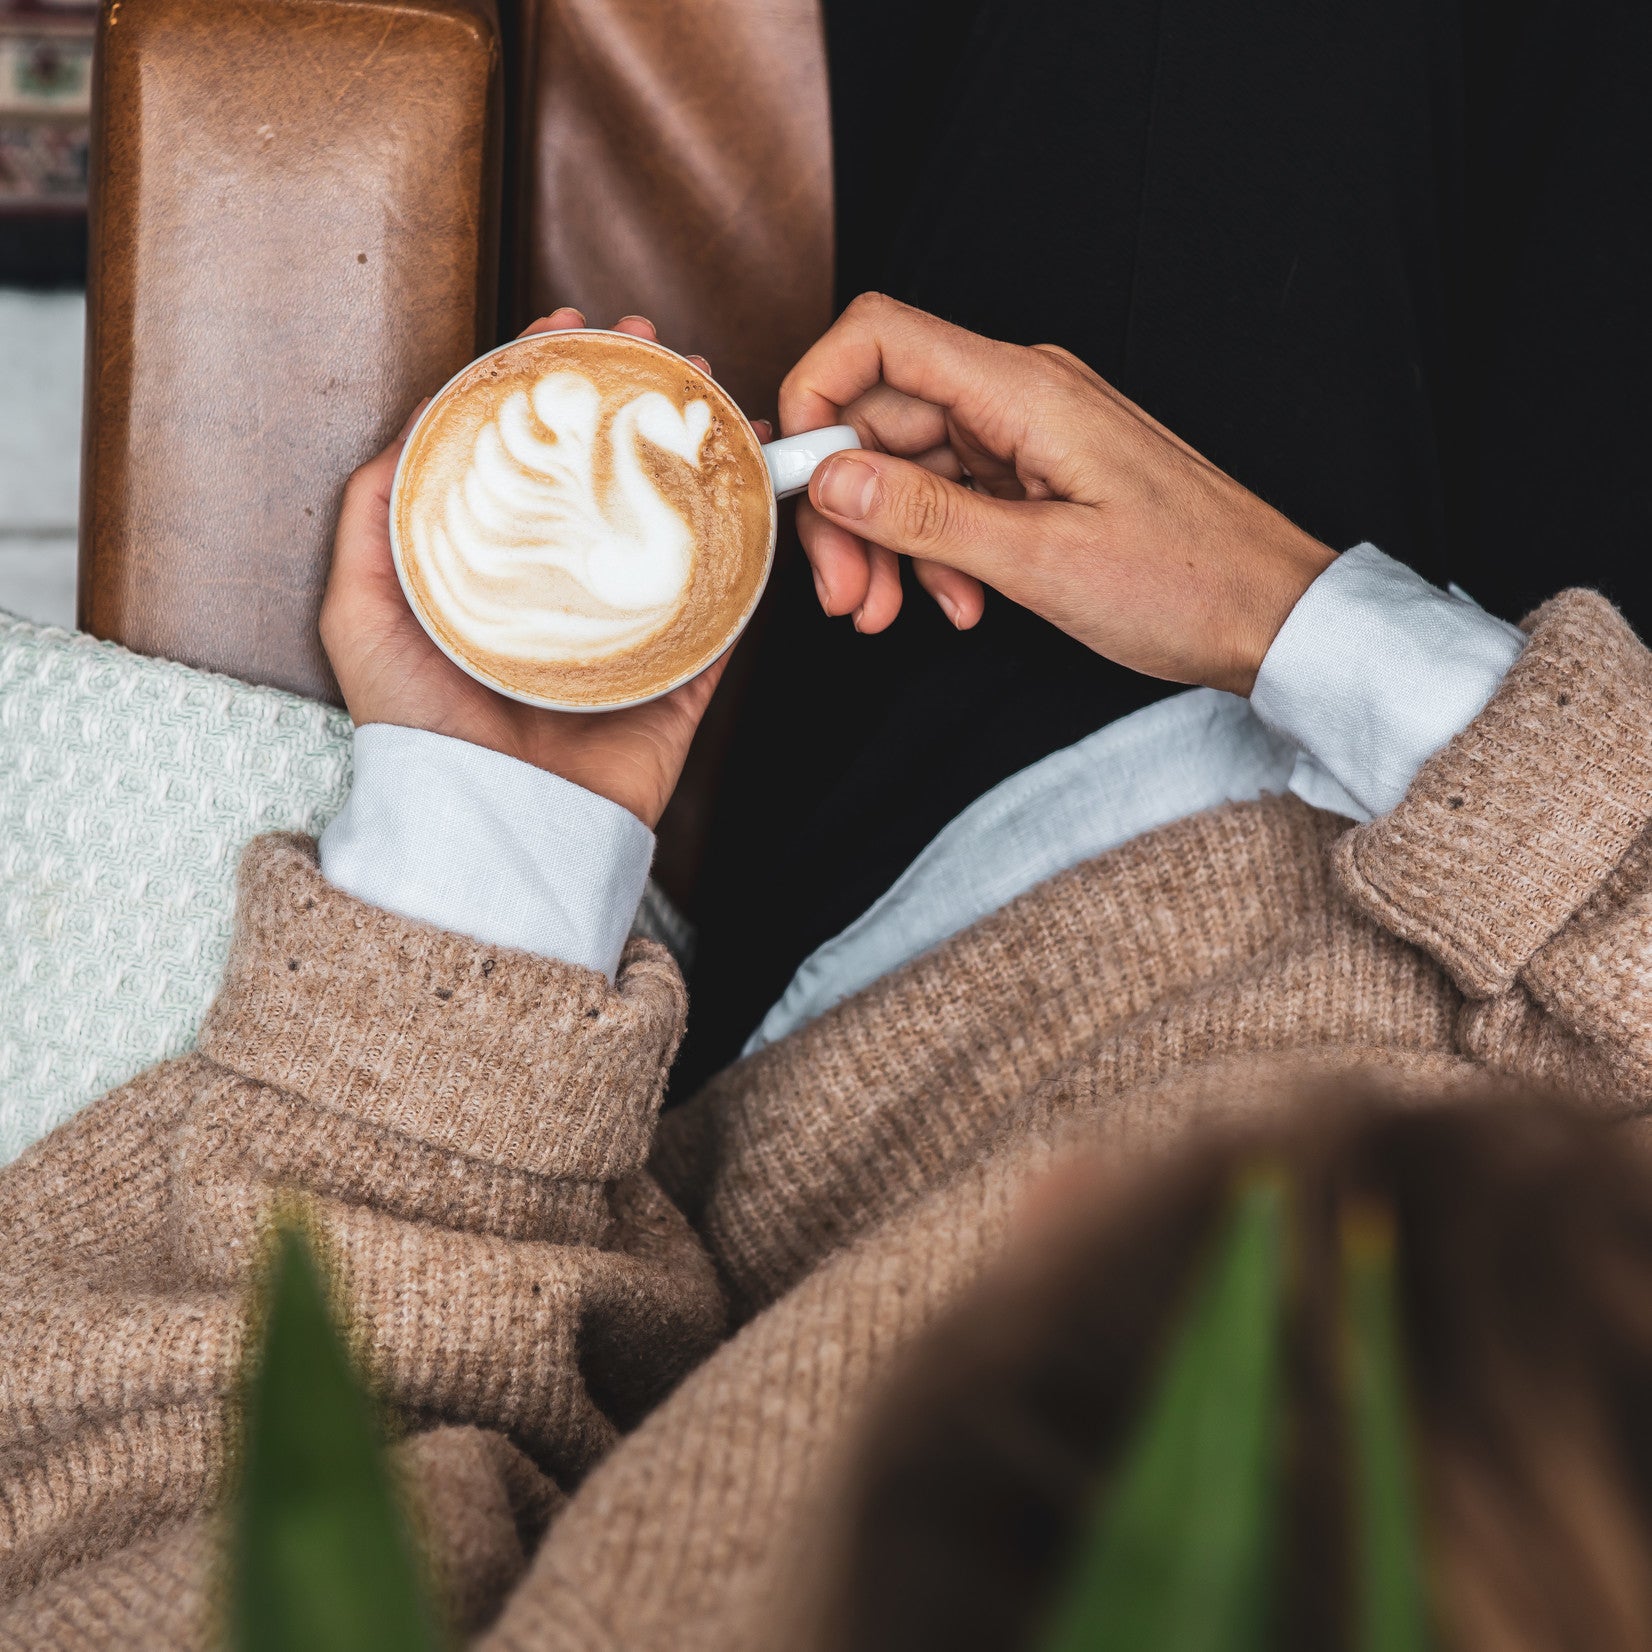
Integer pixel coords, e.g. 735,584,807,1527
388,327,779,714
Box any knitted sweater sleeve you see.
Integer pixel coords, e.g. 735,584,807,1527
1332,589,1652,1109
0,834,723,1605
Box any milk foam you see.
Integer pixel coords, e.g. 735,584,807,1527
409,370,714,662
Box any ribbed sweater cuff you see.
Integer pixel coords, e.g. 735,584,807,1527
199,835,686,1179
1332,590,1652,999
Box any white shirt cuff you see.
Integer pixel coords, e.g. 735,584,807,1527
1250,543,1527,821
317,724,654,980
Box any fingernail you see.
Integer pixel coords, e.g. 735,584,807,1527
813,569,831,613
817,456,878,522
852,604,866,631
938,593,962,628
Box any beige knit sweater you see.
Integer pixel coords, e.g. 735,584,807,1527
3,590,1651,1649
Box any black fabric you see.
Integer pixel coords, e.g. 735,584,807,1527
675,0,1652,1093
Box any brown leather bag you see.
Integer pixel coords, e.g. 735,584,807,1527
80,0,831,704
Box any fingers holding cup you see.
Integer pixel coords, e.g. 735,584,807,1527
795,440,982,627
913,560,985,631
808,448,1038,594
520,306,586,336
856,542,904,633
796,501,874,618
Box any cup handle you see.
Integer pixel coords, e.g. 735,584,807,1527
760,425,862,500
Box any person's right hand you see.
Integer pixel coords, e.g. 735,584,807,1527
781,294,1335,696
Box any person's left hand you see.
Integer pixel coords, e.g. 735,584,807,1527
320,309,770,829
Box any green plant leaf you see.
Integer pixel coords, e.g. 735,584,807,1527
229,1222,445,1652
1340,1203,1431,1652
1037,1168,1289,1652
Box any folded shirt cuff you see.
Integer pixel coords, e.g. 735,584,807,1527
317,724,654,981
1250,542,1528,820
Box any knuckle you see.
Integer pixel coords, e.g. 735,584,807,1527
1028,343,1086,391
778,354,811,404
848,291,920,336
892,472,951,546
1029,341,1106,399
1030,342,1080,369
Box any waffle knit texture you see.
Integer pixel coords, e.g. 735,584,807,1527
0,612,353,1157
2,590,1650,1648
0,611,684,1163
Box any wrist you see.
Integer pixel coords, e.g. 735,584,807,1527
445,717,670,830
318,724,655,979
1217,528,1336,697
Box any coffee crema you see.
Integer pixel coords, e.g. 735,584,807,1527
395,332,774,707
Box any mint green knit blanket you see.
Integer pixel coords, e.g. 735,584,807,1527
0,613,353,1161
0,611,685,1165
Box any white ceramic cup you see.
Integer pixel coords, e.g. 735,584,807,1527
390,329,860,712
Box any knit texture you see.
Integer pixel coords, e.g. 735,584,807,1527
0,611,687,1164
1,590,1649,1649
0,612,353,1158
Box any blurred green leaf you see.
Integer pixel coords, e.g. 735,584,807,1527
1340,1204,1431,1652
229,1222,444,1652
1037,1168,1289,1652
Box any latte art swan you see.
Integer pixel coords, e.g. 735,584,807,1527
394,331,786,709
410,370,714,661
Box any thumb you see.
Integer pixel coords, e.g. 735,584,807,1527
808,449,1044,583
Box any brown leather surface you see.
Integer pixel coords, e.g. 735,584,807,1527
510,0,834,425
502,0,836,904
79,0,833,873
80,0,502,702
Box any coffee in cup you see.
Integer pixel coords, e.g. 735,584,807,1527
391,329,858,711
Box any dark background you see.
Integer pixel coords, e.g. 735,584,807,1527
674,0,1652,1089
